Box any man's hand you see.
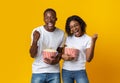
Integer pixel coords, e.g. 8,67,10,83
33,30,40,42
44,58,59,65
44,53,61,65
29,30,40,58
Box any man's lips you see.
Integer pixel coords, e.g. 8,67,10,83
48,23,53,27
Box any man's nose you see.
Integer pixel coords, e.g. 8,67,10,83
48,18,52,21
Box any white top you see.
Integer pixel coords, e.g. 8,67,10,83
62,34,92,71
31,26,64,73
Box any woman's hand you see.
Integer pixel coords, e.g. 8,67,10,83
92,34,98,42
62,54,74,61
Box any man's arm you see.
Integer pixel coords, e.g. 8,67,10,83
29,30,40,58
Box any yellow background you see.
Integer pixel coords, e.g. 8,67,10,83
0,0,120,83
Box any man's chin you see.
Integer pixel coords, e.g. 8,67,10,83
48,26,56,31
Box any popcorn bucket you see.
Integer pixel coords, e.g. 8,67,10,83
42,49,57,60
64,47,79,60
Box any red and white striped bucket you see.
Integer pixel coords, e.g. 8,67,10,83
64,47,79,59
42,49,57,60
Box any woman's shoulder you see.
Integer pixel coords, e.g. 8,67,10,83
84,34,91,38
83,34,92,41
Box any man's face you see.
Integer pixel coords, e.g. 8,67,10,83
44,11,57,31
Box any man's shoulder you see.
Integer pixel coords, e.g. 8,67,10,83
34,25,43,30
32,25,44,32
56,28,64,33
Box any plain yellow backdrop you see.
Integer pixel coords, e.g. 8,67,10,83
0,0,120,83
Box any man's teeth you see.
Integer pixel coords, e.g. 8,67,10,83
48,23,53,26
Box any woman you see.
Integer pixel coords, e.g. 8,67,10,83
62,15,98,83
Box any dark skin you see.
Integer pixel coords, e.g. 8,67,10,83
29,31,40,58
29,10,63,65
62,20,98,62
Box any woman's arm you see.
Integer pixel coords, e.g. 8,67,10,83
86,34,98,62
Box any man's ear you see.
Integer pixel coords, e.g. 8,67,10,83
56,18,57,21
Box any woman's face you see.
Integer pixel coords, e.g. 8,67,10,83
44,11,57,32
69,20,83,37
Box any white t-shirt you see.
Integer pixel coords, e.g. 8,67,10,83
31,26,64,73
62,34,91,71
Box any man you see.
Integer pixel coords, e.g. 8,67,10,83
29,8,64,83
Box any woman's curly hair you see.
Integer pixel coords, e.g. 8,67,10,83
65,15,87,36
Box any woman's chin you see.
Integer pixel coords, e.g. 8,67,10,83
74,33,80,37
